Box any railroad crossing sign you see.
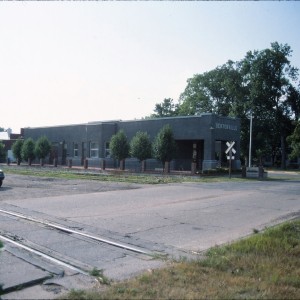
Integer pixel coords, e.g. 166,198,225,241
225,141,236,160
225,141,236,179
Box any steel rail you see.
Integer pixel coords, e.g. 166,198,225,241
0,234,89,275
0,208,150,255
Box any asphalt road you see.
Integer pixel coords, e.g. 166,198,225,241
0,171,300,299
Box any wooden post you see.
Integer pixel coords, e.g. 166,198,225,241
101,159,106,170
164,161,170,174
84,159,88,169
191,162,196,175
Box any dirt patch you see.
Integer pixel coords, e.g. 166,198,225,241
0,174,141,201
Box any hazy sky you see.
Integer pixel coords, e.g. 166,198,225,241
1,1,300,133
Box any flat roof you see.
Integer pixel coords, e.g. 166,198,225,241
24,113,239,130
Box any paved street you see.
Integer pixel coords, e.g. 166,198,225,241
4,178,300,252
0,171,299,299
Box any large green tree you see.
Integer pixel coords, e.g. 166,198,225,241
159,42,299,168
239,42,298,168
110,130,130,170
178,60,246,117
151,98,179,118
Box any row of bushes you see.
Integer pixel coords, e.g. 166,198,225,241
5,125,177,169
11,136,52,165
110,125,177,169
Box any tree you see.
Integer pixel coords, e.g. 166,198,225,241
286,84,300,121
151,98,179,118
177,42,299,167
287,121,300,159
178,60,245,117
239,42,298,168
110,130,130,170
35,136,51,163
21,138,35,165
130,131,152,162
12,139,24,165
153,125,177,168
0,141,6,163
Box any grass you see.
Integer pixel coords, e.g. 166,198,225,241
1,165,245,185
89,268,111,285
62,220,300,299
0,241,3,294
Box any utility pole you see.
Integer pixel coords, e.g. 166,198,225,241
249,112,253,168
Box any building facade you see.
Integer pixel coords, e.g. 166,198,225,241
23,113,241,171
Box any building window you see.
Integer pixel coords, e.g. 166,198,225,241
74,143,79,157
105,142,111,158
90,142,99,158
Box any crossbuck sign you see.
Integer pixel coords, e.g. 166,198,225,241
225,141,236,160
225,141,236,179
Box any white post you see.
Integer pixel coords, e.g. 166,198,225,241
249,112,253,168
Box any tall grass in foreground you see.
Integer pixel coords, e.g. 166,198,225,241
65,220,300,299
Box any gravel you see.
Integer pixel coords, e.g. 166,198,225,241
0,173,141,201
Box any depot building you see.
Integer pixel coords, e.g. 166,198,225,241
23,113,241,171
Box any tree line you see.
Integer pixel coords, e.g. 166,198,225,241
1,125,177,170
150,42,300,168
110,125,176,170
11,136,51,165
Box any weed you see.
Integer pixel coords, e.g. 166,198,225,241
89,268,111,285
66,289,86,299
150,252,169,261
89,267,102,277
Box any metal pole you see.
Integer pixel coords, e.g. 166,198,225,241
229,149,232,179
249,112,253,168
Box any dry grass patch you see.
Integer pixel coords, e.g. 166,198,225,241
64,220,300,299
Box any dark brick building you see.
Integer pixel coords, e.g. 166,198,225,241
23,113,241,171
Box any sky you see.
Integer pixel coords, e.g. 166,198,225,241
1,1,300,133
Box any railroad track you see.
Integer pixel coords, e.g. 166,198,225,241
0,207,165,297
0,208,150,255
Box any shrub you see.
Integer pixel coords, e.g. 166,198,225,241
153,125,177,166
35,136,51,160
130,131,152,162
0,142,6,163
110,130,130,169
12,139,24,164
21,138,36,164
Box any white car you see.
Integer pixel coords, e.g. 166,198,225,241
0,169,4,187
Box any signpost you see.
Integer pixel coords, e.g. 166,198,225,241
225,141,236,179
